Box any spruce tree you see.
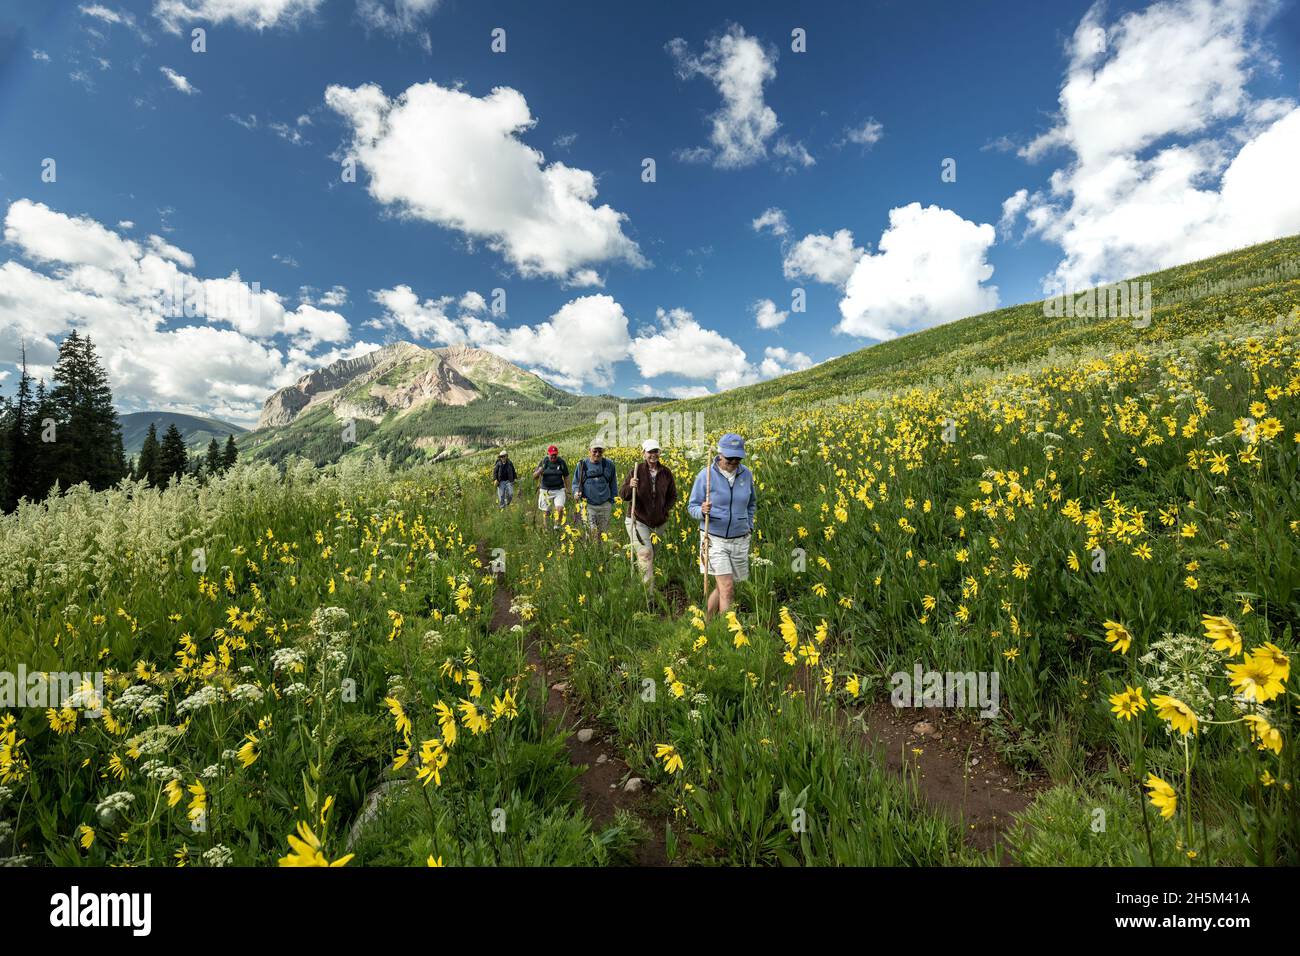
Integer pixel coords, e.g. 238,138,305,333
204,438,222,476
0,395,11,511
136,422,161,487
49,331,127,492
4,345,34,510
222,433,238,471
27,379,59,501
158,423,188,489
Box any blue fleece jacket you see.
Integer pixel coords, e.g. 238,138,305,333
687,459,756,538
573,456,617,505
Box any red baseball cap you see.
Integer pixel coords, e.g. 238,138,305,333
547,445,558,454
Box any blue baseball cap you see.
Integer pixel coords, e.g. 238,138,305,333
717,433,746,458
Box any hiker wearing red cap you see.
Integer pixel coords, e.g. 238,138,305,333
620,438,676,585
532,444,568,526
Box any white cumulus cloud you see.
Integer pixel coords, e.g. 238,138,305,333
325,80,645,285
668,25,797,170
751,298,787,330
1014,0,1300,291
153,0,324,32
783,229,863,287
838,203,998,340
160,66,198,95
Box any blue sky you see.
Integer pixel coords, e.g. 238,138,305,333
1,0,1298,424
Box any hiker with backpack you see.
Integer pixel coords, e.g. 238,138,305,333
493,451,517,508
573,441,617,537
533,444,569,526
620,438,677,585
687,433,756,619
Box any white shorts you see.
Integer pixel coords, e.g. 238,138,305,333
538,488,567,511
699,532,750,581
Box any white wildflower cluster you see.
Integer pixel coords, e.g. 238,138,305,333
318,646,348,671
1139,631,1219,714
751,556,774,567
510,624,524,634
310,606,351,640
221,748,238,762
95,790,135,823
176,684,226,715
283,682,309,698
64,683,103,712
62,604,81,620
691,692,709,706
126,725,181,757
200,764,220,780
203,844,234,867
140,760,181,782
0,821,11,842
230,683,264,704
116,684,165,717
271,648,305,673
422,630,443,650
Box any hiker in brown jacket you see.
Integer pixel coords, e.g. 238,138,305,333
619,438,677,585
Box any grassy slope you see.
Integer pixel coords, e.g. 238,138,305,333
119,411,246,457
483,234,1300,469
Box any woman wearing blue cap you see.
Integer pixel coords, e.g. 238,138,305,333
687,433,756,619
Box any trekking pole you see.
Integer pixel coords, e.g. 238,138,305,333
629,478,638,567
702,455,711,610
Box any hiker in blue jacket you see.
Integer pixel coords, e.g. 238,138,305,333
573,441,617,537
687,433,756,618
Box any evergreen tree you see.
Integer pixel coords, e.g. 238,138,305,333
49,331,128,493
27,379,59,501
0,394,10,511
136,422,161,487
222,433,238,472
204,438,222,476
158,423,188,489
4,345,34,511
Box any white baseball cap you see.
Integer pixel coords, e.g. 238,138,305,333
642,439,661,452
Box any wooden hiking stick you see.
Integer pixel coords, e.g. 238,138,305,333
629,476,638,567
702,455,712,608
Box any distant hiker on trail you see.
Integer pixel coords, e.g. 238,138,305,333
533,444,569,526
493,451,517,509
688,433,756,619
620,438,676,585
574,441,616,537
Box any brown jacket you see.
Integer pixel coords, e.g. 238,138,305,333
619,461,677,527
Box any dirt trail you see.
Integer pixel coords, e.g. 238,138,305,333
847,701,1042,859
479,542,669,867
478,531,1040,864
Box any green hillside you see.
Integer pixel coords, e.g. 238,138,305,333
481,234,1300,469
118,411,246,457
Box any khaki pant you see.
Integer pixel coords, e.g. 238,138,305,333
583,500,612,535
626,517,662,583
